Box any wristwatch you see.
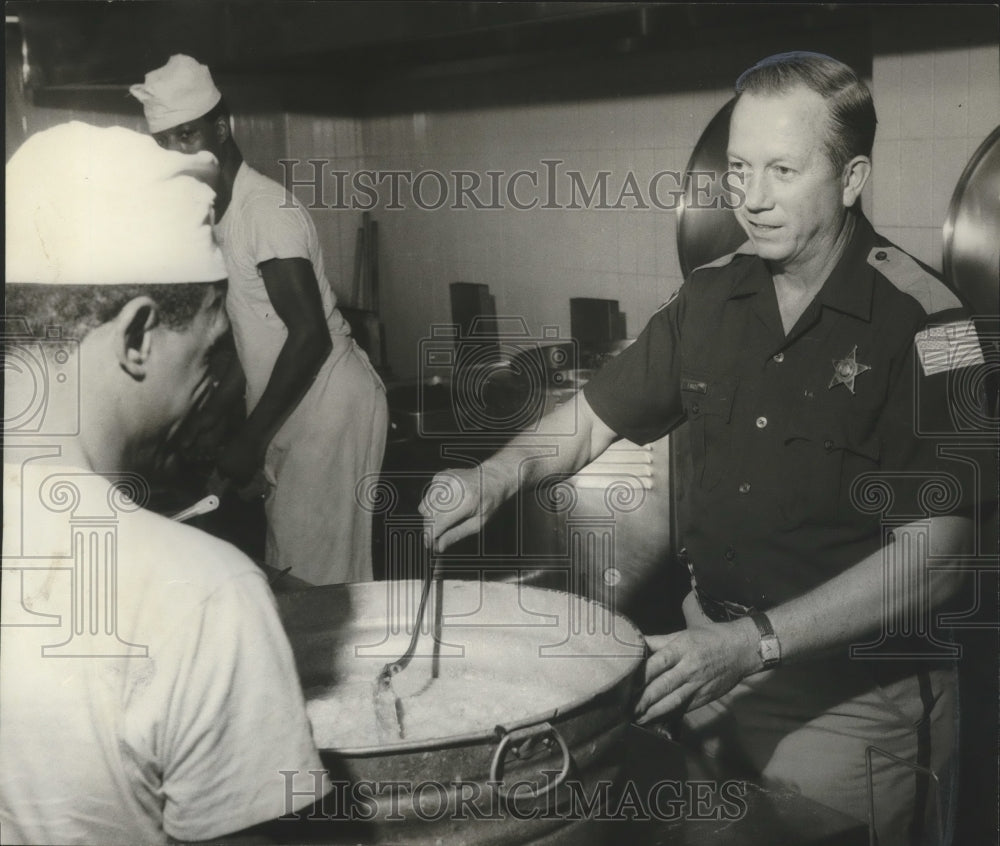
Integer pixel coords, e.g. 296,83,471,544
750,612,781,669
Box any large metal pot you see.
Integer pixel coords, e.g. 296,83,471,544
276,579,646,845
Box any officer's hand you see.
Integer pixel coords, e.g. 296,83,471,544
634,619,760,724
418,466,510,553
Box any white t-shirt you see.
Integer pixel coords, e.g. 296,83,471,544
0,463,328,845
213,162,351,413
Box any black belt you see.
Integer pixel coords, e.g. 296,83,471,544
695,588,756,623
678,547,756,623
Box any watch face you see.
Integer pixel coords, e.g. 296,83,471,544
759,636,781,666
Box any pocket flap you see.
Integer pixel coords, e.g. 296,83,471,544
680,374,737,420
784,420,881,461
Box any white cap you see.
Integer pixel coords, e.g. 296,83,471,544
5,121,228,285
129,54,222,134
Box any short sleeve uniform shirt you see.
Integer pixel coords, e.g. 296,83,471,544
584,215,990,610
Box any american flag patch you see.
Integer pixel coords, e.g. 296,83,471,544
914,319,985,376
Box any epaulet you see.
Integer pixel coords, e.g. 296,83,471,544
690,240,756,274
654,288,680,313
866,246,961,315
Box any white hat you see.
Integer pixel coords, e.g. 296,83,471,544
129,54,222,134
5,121,228,285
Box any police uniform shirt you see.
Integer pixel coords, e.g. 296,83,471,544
584,215,990,610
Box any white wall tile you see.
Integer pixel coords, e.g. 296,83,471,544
892,226,939,270
898,52,935,140
898,139,935,226
873,52,902,140
932,137,974,228
871,139,901,227
968,45,1000,140
633,97,672,150
932,49,970,139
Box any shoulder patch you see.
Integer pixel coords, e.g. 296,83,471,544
867,246,961,314
691,240,756,274
914,319,985,376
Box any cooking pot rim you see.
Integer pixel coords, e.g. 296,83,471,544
301,581,646,756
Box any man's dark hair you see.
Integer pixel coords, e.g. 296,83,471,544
735,52,877,175
4,282,220,342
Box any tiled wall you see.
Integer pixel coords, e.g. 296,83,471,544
10,29,994,383
871,43,1000,272
281,113,366,305
362,88,734,378
359,41,997,378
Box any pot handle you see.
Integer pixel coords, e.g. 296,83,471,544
489,721,573,801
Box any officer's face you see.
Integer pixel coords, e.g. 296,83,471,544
727,86,849,272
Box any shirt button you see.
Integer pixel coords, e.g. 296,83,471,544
755,416,768,429
824,439,835,451
738,481,751,494
691,403,700,414
875,250,888,261
724,546,736,562
772,352,785,363
803,389,814,399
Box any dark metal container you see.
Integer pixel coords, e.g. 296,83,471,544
276,580,646,845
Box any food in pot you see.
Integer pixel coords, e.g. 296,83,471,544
306,672,577,748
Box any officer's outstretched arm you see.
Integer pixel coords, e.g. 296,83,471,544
419,392,618,552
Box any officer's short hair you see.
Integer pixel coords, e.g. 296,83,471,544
735,52,877,176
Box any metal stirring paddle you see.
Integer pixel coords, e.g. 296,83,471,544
373,555,440,741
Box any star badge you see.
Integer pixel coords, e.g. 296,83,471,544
829,345,871,394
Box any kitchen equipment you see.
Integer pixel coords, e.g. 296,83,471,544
372,557,440,740
168,494,219,522
386,380,457,441
450,281,498,347
277,579,645,845
943,124,1000,318
676,97,746,277
570,297,622,347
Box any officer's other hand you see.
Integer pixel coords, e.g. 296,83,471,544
418,466,508,553
634,619,760,723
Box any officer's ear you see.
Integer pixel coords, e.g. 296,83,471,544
114,296,159,380
841,155,871,208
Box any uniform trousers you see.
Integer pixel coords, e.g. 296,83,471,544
678,592,958,846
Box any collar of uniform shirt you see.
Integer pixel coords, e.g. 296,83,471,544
724,212,878,323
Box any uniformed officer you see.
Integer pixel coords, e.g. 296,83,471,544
420,52,990,845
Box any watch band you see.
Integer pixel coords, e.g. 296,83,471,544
750,612,781,669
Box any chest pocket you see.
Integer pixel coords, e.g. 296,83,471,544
681,374,737,490
780,416,882,525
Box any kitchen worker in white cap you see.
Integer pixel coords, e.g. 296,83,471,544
131,54,388,586
1,122,330,844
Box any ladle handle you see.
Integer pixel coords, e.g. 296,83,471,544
388,558,436,675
